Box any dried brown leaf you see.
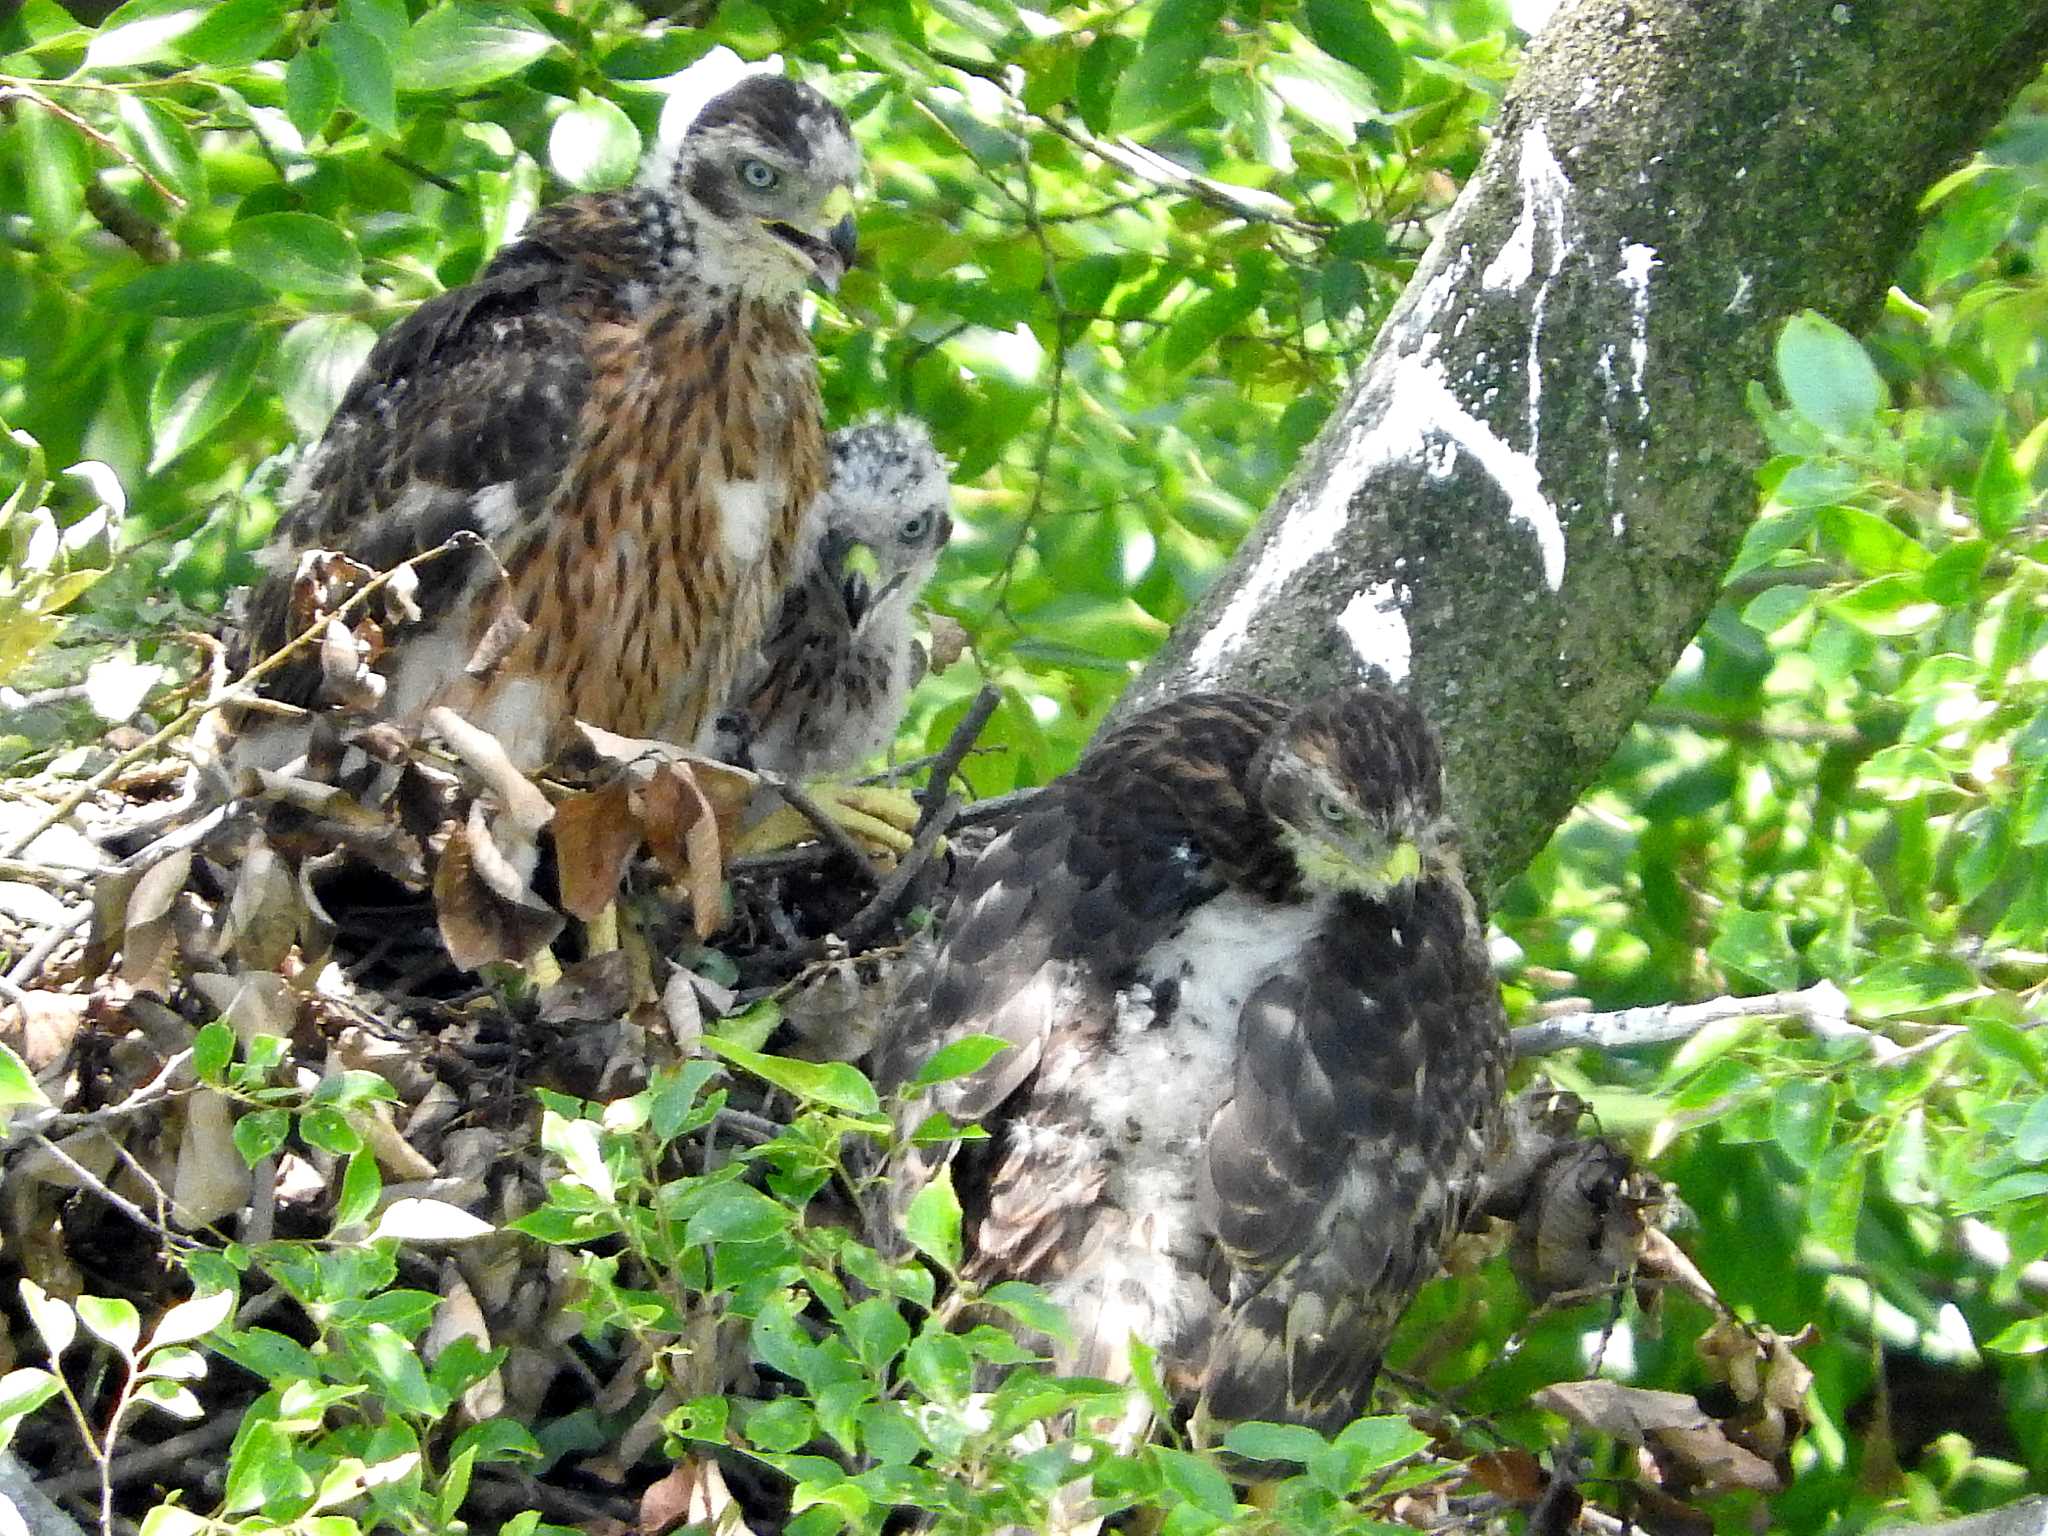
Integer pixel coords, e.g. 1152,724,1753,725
1467,1448,1547,1503
552,777,640,922
637,762,726,938
660,966,703,1050
1651,1424,1781,1493
639,1456,753,1536
1532,1381,1711,1440
225,838,302,972
121,847,192,994
1,990,88,1073
462,599,529,680
425,1263,504,1423
434,805,564,970
172,1088,251,1230
426,707,553,836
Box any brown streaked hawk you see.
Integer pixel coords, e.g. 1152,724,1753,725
879,686,1508,1441
233,75,860,771
718,416,952,780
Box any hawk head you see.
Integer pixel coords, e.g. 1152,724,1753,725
676,74,861,299
1251,687,1461,902
818,416,953,628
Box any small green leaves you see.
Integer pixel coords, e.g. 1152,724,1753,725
324,20,398,135
228,213,363,299
902,1167,963,1274
1776,311,1885,435
396,2,557,94
16,106,89,242
549,93,641,193
908,1033,1011,1089
1299,0,1403,105
706,1042,881,1117
0,1041,49,1115
148,320,265,471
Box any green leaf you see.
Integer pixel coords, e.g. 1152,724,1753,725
1984,1315,2048,1355
549,93,641,193
229,212,363,299
1708,909,1799,991
902,1167,962,1274
706,1041,881,1117
396,2,556,92
1975,421,2029,537
325,20,397,136
17,107,88,242
147,1288,235,1351
352,1322,445,1418
110,262,271,317
1155,1447,1237,1517
1159,272,1268,375
1776,311,1883,435
333,1148,382,1229
2013,1095,2048,1163
686,1183,790,1245
148,320,265,471
844,1296,910,1370
1739,583,1813,636
1222,1420,1326,1464
0,1368,62,1448
0,1041,49,1113
19,1281,75,1359
85,0,206,68
1806,1141,1865,1255
908,1034,1011,1090
232,1107,288,1167
177,0,288,65
1074,33,1137,136
1848,957,1981,1019
116,98,205,203
744,1396,816,1452
76,1294,141,1357
1112,0,1226,135
285,46,342,140
1299,0,1402,104
1770,1079,1836,1169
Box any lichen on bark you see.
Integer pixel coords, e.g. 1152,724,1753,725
1123,0,2048,894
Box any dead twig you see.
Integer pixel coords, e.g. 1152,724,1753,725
840,794,959,953
917,685,999,832
35,1415,239,1499
1509,980,1934,1062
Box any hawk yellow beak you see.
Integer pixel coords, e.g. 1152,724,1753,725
1372,840,1422,888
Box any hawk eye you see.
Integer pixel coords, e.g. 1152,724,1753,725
1316,794,1350,825
739,158,780,190
898,511,931,543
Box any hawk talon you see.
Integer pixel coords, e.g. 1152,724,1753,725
736,783,926,862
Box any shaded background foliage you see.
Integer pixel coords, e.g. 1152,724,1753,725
1,0,2046,1528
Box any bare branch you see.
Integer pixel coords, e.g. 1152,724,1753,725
1510,980,1959,1065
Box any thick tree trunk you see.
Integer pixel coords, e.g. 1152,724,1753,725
1121,0,2048,893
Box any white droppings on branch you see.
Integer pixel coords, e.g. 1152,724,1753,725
1482,123,1572,295
1618,241,1659,409
1335,582,1411,682
1186,336,1567,681
1483,124,1575,476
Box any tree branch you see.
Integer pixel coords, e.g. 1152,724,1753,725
1120,0,2048,893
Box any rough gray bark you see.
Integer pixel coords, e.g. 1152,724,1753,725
1121,0,2048,893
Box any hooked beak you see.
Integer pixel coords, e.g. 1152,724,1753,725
1368,840,1422,890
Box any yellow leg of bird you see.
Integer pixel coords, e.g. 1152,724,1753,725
585,900,619,955
734,783,928,862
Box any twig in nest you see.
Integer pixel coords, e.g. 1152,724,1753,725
2,1049,191,1153
954,787,1040,827
918,684,999,833
4,904,90,990
754,770,874,874
0,535,478,863
839,794,959,953
35,1414,240,1498
29,1132,199,1254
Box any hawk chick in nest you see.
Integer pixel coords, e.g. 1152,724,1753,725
232,74,861,774
879,687,1508,1445
719,416,952,781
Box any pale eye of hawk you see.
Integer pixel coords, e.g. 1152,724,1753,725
898,511,931,543
739,158,780,190
1316,793,1350,826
